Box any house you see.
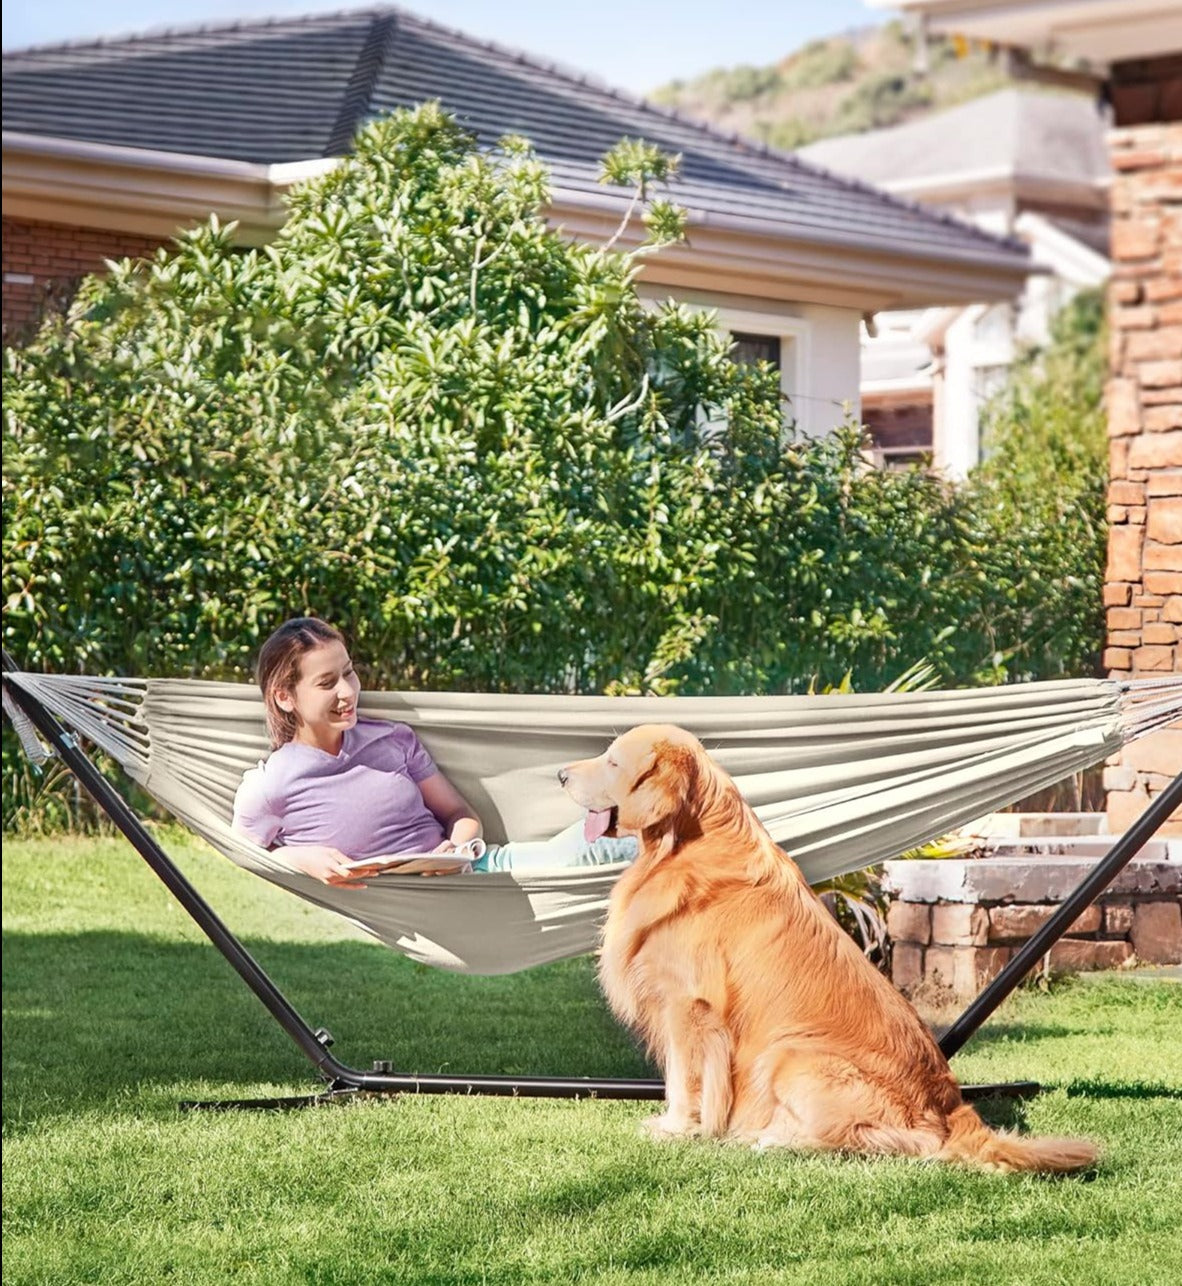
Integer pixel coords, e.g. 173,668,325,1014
2,4,1033,441
801,89,1112,476
873,1,1181,830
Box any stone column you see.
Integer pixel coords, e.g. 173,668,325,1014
1103,122,1182,835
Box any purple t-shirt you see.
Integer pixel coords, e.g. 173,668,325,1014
232,719,445,860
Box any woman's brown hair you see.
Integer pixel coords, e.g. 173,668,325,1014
256,617,346,748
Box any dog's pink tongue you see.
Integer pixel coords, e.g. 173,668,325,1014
584,809,613,843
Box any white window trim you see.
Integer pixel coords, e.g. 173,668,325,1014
712,305,812,437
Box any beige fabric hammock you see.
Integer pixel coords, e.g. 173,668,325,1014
6,671,1180,974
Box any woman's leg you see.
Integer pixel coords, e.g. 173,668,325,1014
473,819,637,872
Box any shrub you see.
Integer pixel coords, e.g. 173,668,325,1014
964,291,1108,681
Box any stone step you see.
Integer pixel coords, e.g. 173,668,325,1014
882,855,1181,905
985,836,1173,860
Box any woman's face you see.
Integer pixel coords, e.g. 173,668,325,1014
279,640,361,749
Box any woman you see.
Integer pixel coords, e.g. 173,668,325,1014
232,617,636,886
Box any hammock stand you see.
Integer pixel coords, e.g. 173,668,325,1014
4,654,1179,1112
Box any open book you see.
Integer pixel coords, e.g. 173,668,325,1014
341,837,486,875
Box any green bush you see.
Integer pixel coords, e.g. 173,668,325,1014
2,106,1104,829
964,291,1108,681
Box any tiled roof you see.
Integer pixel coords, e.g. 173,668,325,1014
2,6,1030,271
800,90,1110,192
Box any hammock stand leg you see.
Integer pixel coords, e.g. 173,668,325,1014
6,663,1174,1112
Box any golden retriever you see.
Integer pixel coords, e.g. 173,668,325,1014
560,724,1096,1173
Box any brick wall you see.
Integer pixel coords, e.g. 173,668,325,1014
1103,122,1182,835
2,217,163,345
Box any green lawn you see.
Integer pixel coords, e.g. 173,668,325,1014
4,830,1181,1286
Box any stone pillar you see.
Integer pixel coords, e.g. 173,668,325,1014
1103,121,1182,835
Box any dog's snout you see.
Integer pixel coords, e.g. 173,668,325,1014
557,768,569,786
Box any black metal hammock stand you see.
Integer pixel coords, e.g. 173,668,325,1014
3,651,1179,1111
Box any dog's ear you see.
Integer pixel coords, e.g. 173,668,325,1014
641,746,702,861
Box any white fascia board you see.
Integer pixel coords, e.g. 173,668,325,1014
3,130,268,180
2,130,1031,311
550,178,1030,274
882,167,1109,211
2,131,294,241
551,194,1032,312
1015,210,1111,285
267,158,340,185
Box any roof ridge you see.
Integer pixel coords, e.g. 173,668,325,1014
324,10,398,157
390,6,785,159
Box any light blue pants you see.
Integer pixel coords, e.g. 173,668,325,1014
472,819,637,872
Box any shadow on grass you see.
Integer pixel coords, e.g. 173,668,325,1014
936,1020,1115,1048
969,1095,1032,1132
1062,1078,1182,1101
2,929,650,1133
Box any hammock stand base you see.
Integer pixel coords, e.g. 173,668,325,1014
5,663,1179,1114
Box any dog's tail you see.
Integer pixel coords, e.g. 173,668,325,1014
937,1104,1097,1174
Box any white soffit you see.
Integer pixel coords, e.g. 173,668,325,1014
871,1,1182,65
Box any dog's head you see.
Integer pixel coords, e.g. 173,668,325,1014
559,724,708,861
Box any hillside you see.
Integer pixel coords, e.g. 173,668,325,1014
649,21,1031,151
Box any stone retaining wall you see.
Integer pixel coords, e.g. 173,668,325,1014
882,855,1182,996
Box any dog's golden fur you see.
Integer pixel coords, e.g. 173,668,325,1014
560,724,1096,1173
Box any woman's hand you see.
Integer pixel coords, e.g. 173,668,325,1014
281,845,368,888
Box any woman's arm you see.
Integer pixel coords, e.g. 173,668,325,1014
417,771,482,852
277,845,368,888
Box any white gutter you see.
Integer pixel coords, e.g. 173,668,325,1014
3,130,1033,311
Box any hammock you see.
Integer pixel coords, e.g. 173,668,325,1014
5,671,1180,976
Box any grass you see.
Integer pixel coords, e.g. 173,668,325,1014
4,829,1182,1286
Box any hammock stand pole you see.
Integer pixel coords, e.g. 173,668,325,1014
12,659,1176,1113
939,763,1182,1060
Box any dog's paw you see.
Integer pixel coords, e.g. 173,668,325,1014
642,1112,698,1141
752,1129,793,1152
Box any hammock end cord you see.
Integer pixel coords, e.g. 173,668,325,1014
1,657,152,780
2,654,56,766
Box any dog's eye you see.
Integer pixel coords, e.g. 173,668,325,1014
606,758,618,768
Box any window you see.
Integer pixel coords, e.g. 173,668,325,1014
731,331,782,372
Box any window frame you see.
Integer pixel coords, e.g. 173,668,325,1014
713,306,812,439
